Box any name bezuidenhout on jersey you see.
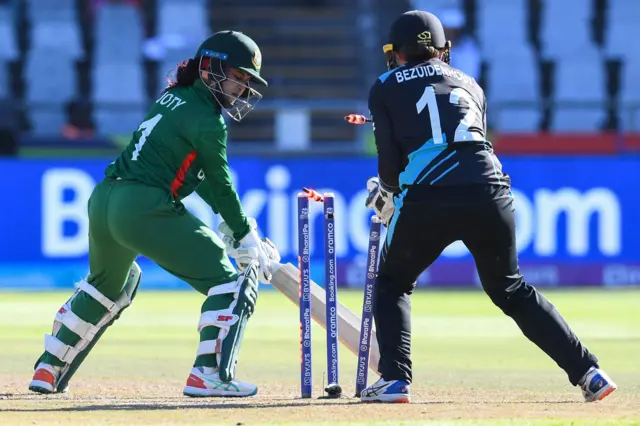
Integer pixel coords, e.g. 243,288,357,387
394,64,476,86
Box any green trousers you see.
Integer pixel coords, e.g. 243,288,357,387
42,178,237,368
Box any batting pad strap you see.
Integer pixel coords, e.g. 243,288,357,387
207,281,241,297
55,309,101,341
44,334,80,364
196,339,222,356
198,310,239,333
78,281,117,312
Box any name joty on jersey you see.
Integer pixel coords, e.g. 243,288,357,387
155,92,187,111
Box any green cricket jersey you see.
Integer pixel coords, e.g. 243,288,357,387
105,79,250,240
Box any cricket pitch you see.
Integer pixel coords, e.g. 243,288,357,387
1,289,638,425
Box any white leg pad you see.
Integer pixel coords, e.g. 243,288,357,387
44,334,81,364
77,280,117,312
195,279,245,360
196,267,259,365
198,278,244,333
55,308,101,341
47,263,142,365
197,339,222,356
198,309,239,333
207,281,241,297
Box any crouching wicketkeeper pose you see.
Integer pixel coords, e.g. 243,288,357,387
29,30,280,398
361,10,617,403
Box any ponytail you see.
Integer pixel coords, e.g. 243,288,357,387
401,44,440,63
162,58,200,94
401,41,452,65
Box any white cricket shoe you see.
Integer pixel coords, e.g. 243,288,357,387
360,377,410,403
29,362,61,394
183,367,258,397
579,366,617,402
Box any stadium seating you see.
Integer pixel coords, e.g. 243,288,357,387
2,0,638,143
92,2,147,136
486,50,541,107
0,4,16,104
540,0,596,60
618,59,640,131
26,0,84,60
551,58,608,132
157,0,209,46
604,0,640,61
0,5,18,64
24,53,76,135
154,0,209,93
94,3,144,64
476,0,529,61
486,49,542,132
22,0,81,136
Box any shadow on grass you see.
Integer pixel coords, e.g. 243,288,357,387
3,401,361,412
0,398,580,412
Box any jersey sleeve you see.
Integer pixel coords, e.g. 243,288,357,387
368,81,402,193
195,179,220,214
192,116,250,241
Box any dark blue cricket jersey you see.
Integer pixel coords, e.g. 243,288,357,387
368,58,510,193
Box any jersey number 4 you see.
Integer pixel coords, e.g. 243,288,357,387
416,86,483,144
132,114,163,160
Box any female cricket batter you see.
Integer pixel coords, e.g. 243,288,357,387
28,30,279,398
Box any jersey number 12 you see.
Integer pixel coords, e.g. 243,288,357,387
132,114,163,160
416,86,482,144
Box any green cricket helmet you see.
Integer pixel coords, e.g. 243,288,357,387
194,30,267,122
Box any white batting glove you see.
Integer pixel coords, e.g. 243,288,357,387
218,218,281,283
365,176,395,226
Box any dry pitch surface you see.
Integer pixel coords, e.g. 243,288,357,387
1,289,638,426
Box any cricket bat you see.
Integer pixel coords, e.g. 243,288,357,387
269,262,380,375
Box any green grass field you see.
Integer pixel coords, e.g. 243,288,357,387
1,288,639,425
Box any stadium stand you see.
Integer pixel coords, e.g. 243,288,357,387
0,0,638,151
92,1,147,136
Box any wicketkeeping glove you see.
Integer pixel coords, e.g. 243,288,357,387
218,218,281,283
365,176,395,226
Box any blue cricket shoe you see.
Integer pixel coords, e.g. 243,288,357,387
360,377,410,403
579,366,617,402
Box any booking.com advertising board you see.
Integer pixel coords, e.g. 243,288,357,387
0,156,639,290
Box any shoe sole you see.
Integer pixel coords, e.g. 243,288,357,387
596,385,617,401
361,395,410,403
584,384,617,402
183,386,258,398
29,380,55,394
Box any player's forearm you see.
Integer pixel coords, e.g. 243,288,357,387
377,161,401,194
197,139,251,240
375,136,402,193
371,112,401,192
210,187,250,240
203,165,250,240
379,176,400,194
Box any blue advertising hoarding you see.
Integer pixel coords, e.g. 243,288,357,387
0,156,639,289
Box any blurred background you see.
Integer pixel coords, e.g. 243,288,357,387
0,0,639,290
